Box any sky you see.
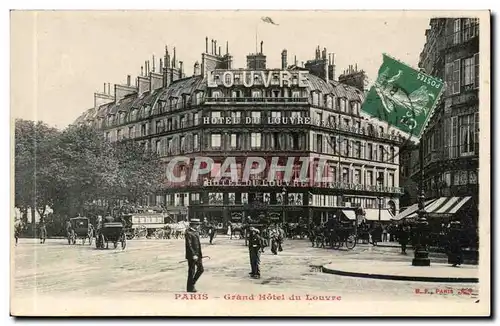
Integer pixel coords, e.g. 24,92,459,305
11,11,432,129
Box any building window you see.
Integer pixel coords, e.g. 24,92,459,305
312,92,319,106
155,140,161,155
366,171,373,186
251,133,261,148
341,138,349,156
326,95,333,108
329,136,337,154
272,132,281,150
354,169,361,184
459,113,476,156
211,111,222,119
449,116,458,158
156,120,164,133
128,126,135,138
343,118,350,126
193,134,199,150
231,111,242,123
292,133,300,150
232,90,242,98
367,143,373,160
194,113,199,126
342,168,349,184
292,91,300,98
117,129,122,140
230,134,240,148
291,111,302,118
388,173,395,188
105,132,110,141
180,136,185,152
315,112,323,125
339,98,346,112
273,90,281,98
212,90,221,98
378,145,385,161
474,53,479,88
452,59,461,94
141,124,147,136
251,111,261,123
354,141,361,158
180,115,186,128
316,134,323,153
390,147,395,163
377,172,384,186
252,90,261,98
211,134,221,148
453,18,461,44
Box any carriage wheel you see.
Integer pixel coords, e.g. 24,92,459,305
346,235,356,250
121,235,127,250
332,237,342,250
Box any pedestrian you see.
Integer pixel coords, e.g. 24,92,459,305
185,218,204,292
208,222,216,245
398,220,411,254
39,218,47,244
277,224,284,252
248,227,263,279
382,225,388,242
447,220,463,267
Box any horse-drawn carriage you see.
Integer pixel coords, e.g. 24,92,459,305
68,217,94,245
96,221,126,250
313,221,357,250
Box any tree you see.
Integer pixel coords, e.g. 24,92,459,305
112,139,165,206
14,119,59,227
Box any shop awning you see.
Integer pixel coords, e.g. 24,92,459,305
395,197,472,219
364,209,395,222
342,210,356,220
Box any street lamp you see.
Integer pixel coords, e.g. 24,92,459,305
281,187,287,225
412,141,431,267
376,175,384,222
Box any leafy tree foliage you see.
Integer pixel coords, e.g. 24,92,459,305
15,120,165,228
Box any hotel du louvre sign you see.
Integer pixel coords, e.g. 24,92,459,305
207,70,309,88
203,177,404,194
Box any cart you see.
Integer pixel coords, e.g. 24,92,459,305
69,217,94,245
96,221,126,250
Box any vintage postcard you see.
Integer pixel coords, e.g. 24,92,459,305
10,10,491,317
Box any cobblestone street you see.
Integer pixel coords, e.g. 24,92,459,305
12,236,481,315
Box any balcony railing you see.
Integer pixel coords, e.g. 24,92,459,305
205,97,309,104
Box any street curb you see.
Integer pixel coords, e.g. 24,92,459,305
321,265,479,283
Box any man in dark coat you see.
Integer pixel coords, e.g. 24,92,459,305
185,219,204,292
208,222,216,245
447,220,463,267
248,227,263,279
398,220,411,254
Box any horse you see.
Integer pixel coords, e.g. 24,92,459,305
229,222,246,240
14,220,24,245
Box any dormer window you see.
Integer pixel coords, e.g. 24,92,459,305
212,90,221,98
326,95,333,108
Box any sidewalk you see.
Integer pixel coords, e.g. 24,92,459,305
322,260,478,283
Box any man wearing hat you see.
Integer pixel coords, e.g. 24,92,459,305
185,218,204,292
248,227,264,279
447,220,463,267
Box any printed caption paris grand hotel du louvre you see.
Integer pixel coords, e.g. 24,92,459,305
10,11,491,317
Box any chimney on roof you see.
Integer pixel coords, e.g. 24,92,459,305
294,55,297,66
260,41,263,54
214,40,217,55
103,82,106,94
206,37,209,53
226,41,229,55
281,49,287,69
108,83,111,94
219,46,221,56
322,47,327,60
211,39,214,54
160,58,163,71
127,75,131,86
194,61,201,76
179,61,183,78
152,55,156,72
173,47,176,68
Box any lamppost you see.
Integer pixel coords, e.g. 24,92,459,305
281,187,287,225
376,175,384,222
412,141,431,266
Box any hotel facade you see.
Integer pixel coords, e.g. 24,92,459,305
74,38,405,225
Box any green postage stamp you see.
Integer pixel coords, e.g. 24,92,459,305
362,54,445,138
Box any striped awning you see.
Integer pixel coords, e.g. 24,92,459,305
342,210,356,220
364,209,394,222
395,197,472,220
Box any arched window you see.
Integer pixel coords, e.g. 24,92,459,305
388,200,396,216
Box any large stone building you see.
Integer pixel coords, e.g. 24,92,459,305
75,37,405,225
399,18,479,225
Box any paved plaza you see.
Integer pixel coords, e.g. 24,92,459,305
12,235,480,315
